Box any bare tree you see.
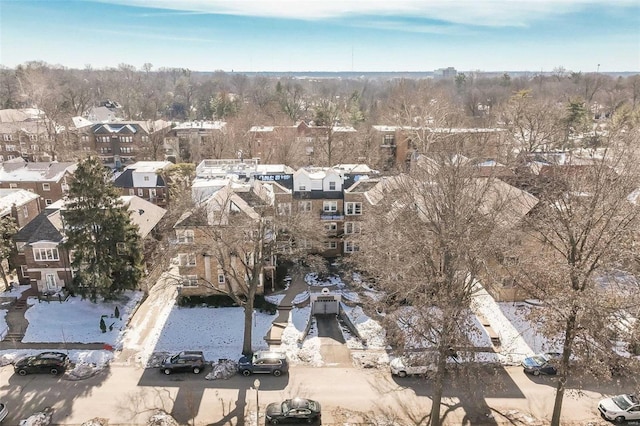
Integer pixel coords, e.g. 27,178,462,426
504,139,640,425
350,154,510,426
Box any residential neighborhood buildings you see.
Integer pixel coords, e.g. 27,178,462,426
0,160,76,209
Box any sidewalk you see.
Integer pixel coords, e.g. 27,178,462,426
265,267,309,346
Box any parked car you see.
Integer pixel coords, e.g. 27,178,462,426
238,351,288,377
521,352,561,376
390,355,437,377
0,401,7,423
265,397,321,424
598,394,640,423
13,352,70,376
160,351,206,375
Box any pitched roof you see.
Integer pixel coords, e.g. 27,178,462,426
0,161,77,182
0,109,30,123
0,188,40,217
13,209,64,244
113,169,134,188
120,196,167,238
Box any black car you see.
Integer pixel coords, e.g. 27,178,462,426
14,352,70,376
266,398,321,424
521,353,560,376
160,351,206,375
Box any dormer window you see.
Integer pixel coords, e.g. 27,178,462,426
329,182,336,191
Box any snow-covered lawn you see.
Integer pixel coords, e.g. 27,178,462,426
23,291,144,346
151,306,277,362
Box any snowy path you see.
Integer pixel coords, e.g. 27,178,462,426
117,268,178,365
470,282,535,364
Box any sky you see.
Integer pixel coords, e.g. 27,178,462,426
0,0,639,72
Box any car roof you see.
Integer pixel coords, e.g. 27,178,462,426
37,352,68,359
255,351,286,359
179,351,204,356
288,398,312,409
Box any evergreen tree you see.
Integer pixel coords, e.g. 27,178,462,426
63,157,144,301
0,215,18,288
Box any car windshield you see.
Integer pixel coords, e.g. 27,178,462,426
169,354,180,363
613,395,632,411
529,355,548,366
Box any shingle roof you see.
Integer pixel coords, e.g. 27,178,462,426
113,169,134,188
13,209,64,244
0,188,40,217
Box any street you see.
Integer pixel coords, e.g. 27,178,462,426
0,359,620,425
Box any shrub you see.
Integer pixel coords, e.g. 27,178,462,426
100,317,107,333
114,306,120,318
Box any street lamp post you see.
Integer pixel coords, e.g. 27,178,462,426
253,378,261,425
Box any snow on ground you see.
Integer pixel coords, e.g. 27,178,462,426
22,291,143,346
341,305,386,349
0,349,113,368
264,293,286,305
152,306,277,362
1,283,31,299
304,273,345,288
496,303,561,355
279,305,323,366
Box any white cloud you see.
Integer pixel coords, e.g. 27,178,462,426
95,0,637,27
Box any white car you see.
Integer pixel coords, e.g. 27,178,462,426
598,394,640,423
389,356,435,377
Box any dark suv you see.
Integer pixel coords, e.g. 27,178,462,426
238,351,289,377
160,351,206,375
14,352,70,376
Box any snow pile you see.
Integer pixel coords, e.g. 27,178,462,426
81,419,109,426
304,273,345,288
147,410,179,426
291,291,309,305
205,359,238,380
279,307,323,366
340,290,360,303
146,352,170,368
19,408,53,426
67,363,102,380
264,293,286,305
341,305,386,349
22,291,143,345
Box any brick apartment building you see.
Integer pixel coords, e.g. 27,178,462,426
0,160,76,209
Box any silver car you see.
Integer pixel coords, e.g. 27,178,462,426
598,394,640,423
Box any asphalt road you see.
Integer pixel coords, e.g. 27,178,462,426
0,359,623,425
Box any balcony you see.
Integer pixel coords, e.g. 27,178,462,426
320,210,344,221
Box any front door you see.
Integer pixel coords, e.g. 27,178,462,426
45,273,57,291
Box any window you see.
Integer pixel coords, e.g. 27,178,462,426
42,183,51,191
298,185,306,191
98,136,110,143
383,134,395,145
116,242,127,255
177,230,194,243
329,181,336,191
16,242,26,253
128,189,135,196
5,144,16,151
100,147,111,154
23,206,29,218
143,176,150,182
277,202,291,216
120,146,133,154
345,241,360,253
138,188,144,197
149,189,157,198
297,238,312,249
81,135,89,142
298,200,312,212
120,136,133,143
142,136,149,143
184,275,198,286
323,201,337,212
345,222,361,234
179,253,196,266
7,155,15,160
324,222,337,232
345,202,362,215
45,199,52,205
29,134,38,141
33,247,60,261
20,265,28,277
325,241,337,249
9,183,17,189
218,273,225,284
3,134,13,141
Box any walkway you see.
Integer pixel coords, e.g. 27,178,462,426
265,267,308,346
